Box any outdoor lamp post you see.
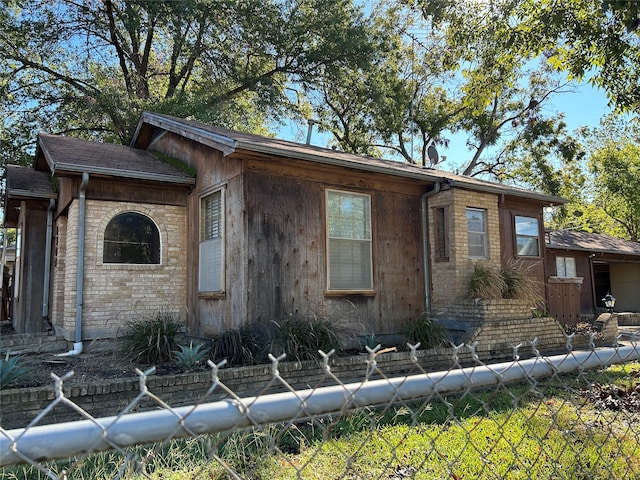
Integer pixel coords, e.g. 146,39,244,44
602,292,616,313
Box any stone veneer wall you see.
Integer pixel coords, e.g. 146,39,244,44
57,200,188,340
430,188,501,307
1,314,620,430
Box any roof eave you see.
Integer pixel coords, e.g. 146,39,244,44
139,112,565,205
233,143,566,205
7,189,57,200
546,244,640,257
54,163,195,186
137,112,237,156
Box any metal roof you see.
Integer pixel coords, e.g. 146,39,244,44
134,112,567,205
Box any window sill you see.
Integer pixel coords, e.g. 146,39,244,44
324,289,376,297
198,292,226,299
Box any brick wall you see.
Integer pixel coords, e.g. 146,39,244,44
1,316,600,430
430,188,500,306
617,312,640,326
436,299,534,327
56,200,188,340
467,316,568,357
0,334,67,355
51,217,67,332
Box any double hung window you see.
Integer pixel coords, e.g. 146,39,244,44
514,216,540,256
199,189,225,292
326,190,372,291
466,208,488,258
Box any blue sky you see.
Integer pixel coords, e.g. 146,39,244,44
438,82,614,170
280,81,615,172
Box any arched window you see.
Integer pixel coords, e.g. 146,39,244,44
103,212,160,264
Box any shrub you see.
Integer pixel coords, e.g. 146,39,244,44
211,324,267,367
118,308,182,365
270,313,358,362
1,352,30,388
501,259,543,307
174,342,209,372
467,260,543,307
404,314,446,349
467,261,505,300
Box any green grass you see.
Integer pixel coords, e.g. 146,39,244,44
3,363,639,479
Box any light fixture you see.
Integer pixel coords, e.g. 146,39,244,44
602,292,616,313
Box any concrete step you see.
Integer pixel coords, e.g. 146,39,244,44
0,333,68,355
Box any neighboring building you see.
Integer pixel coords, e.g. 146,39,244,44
3,112,565,344
546,229,640,322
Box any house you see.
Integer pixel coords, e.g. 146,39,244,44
3,112,566,348
545,229,640,323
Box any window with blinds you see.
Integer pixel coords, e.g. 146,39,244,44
326,189,372,291
199,189,224,292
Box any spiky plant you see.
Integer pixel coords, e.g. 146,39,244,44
118,308,182,365
404,314,446,350
1,352,30,388
174,342,209,372
467,261,506,300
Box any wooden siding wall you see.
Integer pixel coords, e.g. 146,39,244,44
498,197,546,300
545,249,594,315
244,163,426,335
12,203,49,333
148,132,247,335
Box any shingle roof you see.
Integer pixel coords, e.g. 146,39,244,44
36,133,195,185
546,229,640,256
134,112,566,205
5,164,56,199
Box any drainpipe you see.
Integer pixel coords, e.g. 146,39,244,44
57,172,89,356
42,198,55,332
421,182,442,315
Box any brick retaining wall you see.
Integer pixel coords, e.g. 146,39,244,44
0,334,67,355
3,314,614,430
617,312,640,326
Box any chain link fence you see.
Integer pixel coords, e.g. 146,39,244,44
2,339,640,479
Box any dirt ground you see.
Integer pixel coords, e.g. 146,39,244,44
8,347,186,389
2,323,184,389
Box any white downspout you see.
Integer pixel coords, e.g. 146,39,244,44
421,182,442,315
57,172,89,356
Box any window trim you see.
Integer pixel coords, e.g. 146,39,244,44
102,212,161,265
514,215,541,257
556,256,577,278
466,207,488,259
198,187,226,294
433,206,450,261
325,189,374,294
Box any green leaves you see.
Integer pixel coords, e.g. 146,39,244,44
1,0,376,158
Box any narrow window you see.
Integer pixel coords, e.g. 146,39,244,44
515,215,540,256
326,190,372,291
434,206,449,261
199,189,225,292
467,208,488,258
103,212,160,264
556,256,576,278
